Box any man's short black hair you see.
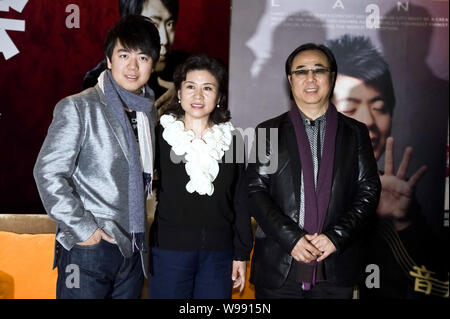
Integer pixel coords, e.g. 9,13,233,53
164,54,231,124
104,15,161,65
326,35,396,114
285,43,338,99
119,0,179,22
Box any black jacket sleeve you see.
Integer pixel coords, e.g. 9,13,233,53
322,122,381,253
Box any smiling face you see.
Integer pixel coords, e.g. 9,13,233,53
107,41,153,94
178,69,219,123
288,49,333,113
141,0,175,73
333,75,392,160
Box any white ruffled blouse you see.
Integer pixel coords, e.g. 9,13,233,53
160,114,234,196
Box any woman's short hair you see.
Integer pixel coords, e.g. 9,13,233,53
164,54,231,124
104,15,161,66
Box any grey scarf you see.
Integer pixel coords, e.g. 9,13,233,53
103,70,155,252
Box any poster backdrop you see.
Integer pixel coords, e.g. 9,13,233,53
0,0,448,299
229,0,449,299
229,0,448,237
0,0,231,213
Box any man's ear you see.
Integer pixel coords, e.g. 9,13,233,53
106,57,112,70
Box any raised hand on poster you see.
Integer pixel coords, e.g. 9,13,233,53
377,137,428,231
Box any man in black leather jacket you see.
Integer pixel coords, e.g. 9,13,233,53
247,43,381,299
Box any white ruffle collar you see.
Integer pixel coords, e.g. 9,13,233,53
160,114,234,196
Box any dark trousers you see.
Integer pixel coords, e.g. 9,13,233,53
56,240,144,299
255,263,354,299
148,248,233,299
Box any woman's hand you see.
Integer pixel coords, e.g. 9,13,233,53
232,260,247,292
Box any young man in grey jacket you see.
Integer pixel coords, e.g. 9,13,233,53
34,15,160,299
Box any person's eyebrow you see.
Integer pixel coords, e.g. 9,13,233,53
184,80,217,86
294,63,328,70
340,97,361,103
149,15,163,21
149,14,174,22
117,48,147,55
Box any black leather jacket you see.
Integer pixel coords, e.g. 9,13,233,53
247,111,381,288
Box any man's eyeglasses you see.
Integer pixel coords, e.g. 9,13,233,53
290,67,331,78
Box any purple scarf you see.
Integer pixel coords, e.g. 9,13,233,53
288,101,338,289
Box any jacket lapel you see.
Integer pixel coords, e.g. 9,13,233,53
285,117,302,216
96,85,130,163
323,116,344,228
